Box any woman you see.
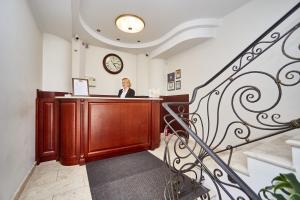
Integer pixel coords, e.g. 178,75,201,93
118,78,135,98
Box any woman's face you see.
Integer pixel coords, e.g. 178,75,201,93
122,79,130,89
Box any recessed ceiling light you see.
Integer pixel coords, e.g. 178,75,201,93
96,29,101,32
115,14,145,33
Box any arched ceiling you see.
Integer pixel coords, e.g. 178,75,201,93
28,0,251,57
79,0,245,44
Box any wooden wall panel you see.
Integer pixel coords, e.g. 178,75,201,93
37,100,57,162
36,90,67,164
88,103,122,152
42,102,54,153
151,101,161,149
59,101,78,165
86,102,151,159
160,94,189,133
120,103,150,146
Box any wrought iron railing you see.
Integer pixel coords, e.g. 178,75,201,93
163,2,300,199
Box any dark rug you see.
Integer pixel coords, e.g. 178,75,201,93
86,151,208,200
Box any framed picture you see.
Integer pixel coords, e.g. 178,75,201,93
72,78,89,96
85,76,96,87
167,81,175,91
176,80,181,90
176,69,181,79
167,72,175,82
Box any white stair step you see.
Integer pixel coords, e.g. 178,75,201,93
286,133,300,173
245,151,294,171
228,141,264,176
286,134,300,147
230,151,249,176
243,134,294,171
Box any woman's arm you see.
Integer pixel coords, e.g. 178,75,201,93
117,89,122,97
126,88,135,97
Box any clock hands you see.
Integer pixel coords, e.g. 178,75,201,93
110,60,119,71
111,57,121,66
103,54,123,74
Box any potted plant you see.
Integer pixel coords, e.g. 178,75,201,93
259,173,300,200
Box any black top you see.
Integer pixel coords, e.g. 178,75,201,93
118,88,135,98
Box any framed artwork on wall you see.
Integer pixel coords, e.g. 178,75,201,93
176,80,181,90
176,69,181,79
167,81,175,91
167,72,175,82
85,76,96,87
72,78,89,96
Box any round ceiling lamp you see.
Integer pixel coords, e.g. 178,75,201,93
115,14,145,33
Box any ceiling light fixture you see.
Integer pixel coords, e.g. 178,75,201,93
115,14,145,33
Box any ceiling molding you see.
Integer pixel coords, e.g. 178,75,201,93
149,27,217,58
78,12,221,49
30,0,250,57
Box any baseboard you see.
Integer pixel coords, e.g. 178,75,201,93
11,161,36,200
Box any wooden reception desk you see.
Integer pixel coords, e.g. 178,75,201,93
54,96,161,165
36,90,188,166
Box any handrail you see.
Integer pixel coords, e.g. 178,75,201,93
163,104,260,199
162,2,300,199
189,1,300,104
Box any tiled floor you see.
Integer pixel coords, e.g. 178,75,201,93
18,132,295,199
17,134,242,200
18,135,202,200
18,145,166,200
18,161,92,200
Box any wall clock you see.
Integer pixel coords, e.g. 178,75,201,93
102,53,123,74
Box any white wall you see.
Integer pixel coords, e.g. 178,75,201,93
76,46,167,96
84,45,137,95
71,38,87,80
0,1,42,200
166,0,300,146
72,38,81,78
167,0,299,97
42,33,71,92
136,54,149,96
149,58,167,96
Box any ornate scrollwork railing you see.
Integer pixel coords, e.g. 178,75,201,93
163,2,300,200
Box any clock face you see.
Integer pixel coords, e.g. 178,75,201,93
102,53,123,74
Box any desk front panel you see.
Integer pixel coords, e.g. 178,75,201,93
57,98,160,165
86,102,150,158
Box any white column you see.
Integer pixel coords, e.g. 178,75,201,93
136,54,149,96
79,43,86,78
149,58,167,96
71,38,85,78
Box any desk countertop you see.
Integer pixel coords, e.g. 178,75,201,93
55,96,163,100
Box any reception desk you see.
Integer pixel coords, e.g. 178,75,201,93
55,96,161,165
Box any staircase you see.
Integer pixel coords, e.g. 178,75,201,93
149,132,300,199
229,132,300,195
159,2,300,199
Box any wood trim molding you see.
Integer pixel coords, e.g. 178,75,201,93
159,94,189,133
36,90,68,164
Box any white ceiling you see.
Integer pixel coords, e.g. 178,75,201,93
28,0,72,41
28,0,251,57
79,0,248,43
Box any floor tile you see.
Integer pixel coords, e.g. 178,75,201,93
18,161,88,200
53,186,92,200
